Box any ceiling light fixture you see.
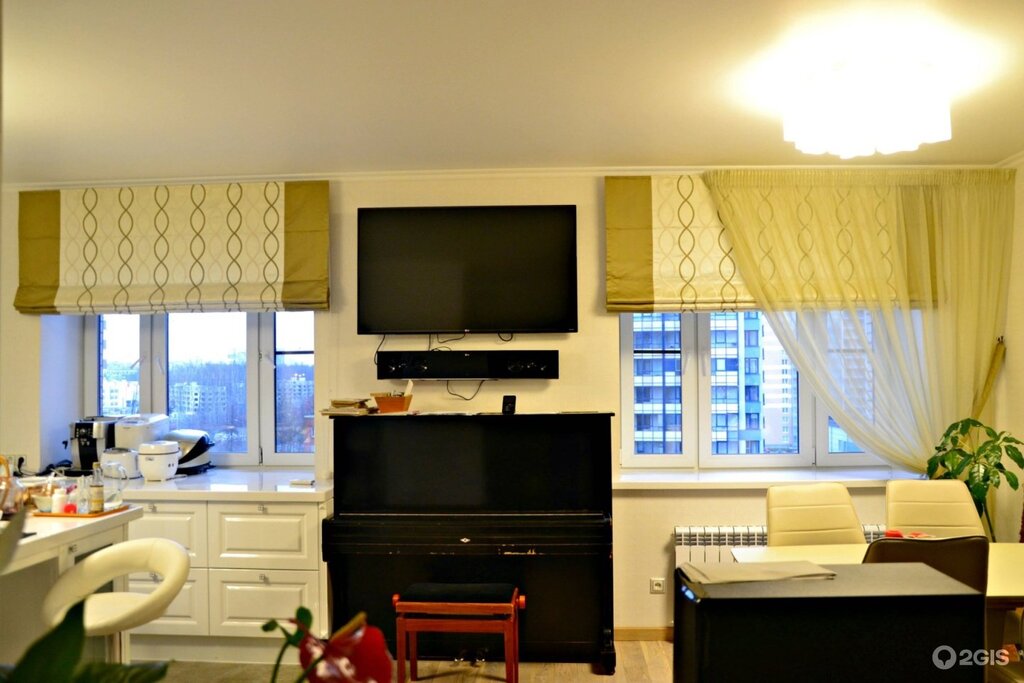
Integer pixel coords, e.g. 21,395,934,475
736,7,1001,159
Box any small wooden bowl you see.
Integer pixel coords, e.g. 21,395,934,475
372,394,413,413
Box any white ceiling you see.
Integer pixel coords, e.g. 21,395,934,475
4,0,1024,186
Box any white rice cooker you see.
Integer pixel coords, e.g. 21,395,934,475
138,441,181,481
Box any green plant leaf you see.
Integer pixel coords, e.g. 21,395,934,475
262,620,280,632
984,425,999,440
1006,444,1024,469
926,457,940,478
0,508,27,575
950,451,972,477
295,606,313,630
1005,470,1020,490
9,601,85,683
72,661,169,683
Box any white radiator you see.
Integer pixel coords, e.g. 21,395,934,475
674,524,887,565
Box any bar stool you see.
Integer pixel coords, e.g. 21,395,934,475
41,537,190,662
392,582,526,683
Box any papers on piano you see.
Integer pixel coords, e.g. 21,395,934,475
681,560,837,585
320,398,376,416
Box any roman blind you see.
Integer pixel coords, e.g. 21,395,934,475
15,180,330,314
604,174,754,312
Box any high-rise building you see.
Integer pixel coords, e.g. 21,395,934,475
631,312,800,457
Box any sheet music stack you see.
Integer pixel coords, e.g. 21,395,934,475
320,398,375,416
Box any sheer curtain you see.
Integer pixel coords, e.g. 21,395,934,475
704,169,1015,471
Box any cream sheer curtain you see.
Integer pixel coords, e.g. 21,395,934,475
704,169,1015,472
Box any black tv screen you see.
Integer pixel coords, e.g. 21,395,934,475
357,205,578,334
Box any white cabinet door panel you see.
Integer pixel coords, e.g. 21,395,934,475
208,569,318,637
208,503,318,570
128,501,208,566
128,568,209,636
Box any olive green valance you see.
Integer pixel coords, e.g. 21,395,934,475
15,180,330,314
604,175,755,312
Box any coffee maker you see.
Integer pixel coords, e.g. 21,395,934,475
70,416,120,471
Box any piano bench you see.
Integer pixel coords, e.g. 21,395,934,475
392,582,526,683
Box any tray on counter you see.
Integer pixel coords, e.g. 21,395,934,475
33,504,130,518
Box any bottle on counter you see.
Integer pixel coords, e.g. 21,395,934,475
76,477,89,514
51,487,66,513
89,463,105,513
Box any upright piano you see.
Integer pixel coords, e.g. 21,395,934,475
321,412,615,673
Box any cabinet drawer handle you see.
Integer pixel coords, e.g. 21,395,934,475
150,572,160,582
67,544,78,554
257,504,267,513
259,573,269,584
146,503,157,513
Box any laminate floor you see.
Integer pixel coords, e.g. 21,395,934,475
158,640,672,683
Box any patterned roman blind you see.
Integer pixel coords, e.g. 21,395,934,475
15,180,330,314
604,174,754,312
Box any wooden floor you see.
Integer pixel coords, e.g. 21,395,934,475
159,640,673,683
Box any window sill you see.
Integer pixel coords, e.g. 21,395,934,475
613,466,923,491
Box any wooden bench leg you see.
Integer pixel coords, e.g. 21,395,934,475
503,617,515,683
396,616,407,683
410,631,419,681
512,612,520,683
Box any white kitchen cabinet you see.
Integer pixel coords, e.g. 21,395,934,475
128,568,210,636
127,497,330,644
208,502,319,570
208,568,319,637
128,501,208,566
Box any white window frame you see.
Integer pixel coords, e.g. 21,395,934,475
85,312,313,468
620,312,884,469
814,411,885,467
619,313,698,468
259,314,315,467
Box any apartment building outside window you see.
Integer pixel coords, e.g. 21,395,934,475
90,311,314,467
620,312,878,468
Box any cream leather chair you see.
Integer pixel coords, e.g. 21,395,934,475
766,482,866,546
41,537,189,662
885,479,985,538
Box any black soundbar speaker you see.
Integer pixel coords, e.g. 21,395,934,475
376,350,559,380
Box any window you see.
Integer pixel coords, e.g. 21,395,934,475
621,312,880,468
88,311,315,467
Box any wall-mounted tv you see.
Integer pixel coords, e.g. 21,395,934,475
357,205,578,335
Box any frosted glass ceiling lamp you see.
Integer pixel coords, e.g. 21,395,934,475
780,61,953,159
735,8,1001,160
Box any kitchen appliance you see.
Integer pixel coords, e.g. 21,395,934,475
114,414,169,452
101,447,141,479
138,441,180,481
70,416,120,471
163,429,214,475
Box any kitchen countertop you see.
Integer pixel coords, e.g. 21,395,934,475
120,467,333,502
3,505,144,575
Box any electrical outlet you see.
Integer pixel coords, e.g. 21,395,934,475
649,577,666,594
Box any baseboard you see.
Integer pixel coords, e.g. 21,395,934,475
614,627,673,642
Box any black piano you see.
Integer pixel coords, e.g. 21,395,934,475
322,411,615,674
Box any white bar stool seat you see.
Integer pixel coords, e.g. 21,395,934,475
41,538,190,659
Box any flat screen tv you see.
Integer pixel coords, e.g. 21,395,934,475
357,205,578,334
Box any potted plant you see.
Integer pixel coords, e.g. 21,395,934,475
927,417,1024,541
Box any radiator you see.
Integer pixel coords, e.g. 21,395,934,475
674,524,887,565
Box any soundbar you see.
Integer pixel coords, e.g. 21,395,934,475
377,350,559,380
